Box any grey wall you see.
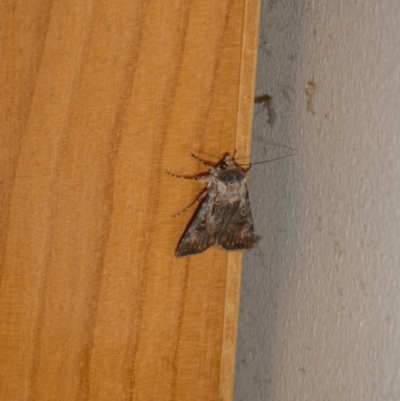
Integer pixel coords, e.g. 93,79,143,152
235,1,400,400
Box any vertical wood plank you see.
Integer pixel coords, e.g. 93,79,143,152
0,0,261,399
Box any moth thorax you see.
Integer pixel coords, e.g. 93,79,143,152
218,169,246,183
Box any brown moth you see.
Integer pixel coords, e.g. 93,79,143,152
166,153,260,257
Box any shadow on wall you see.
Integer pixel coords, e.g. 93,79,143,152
235,0,308,400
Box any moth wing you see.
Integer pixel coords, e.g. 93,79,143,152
217,189,260,251
175,193,217,257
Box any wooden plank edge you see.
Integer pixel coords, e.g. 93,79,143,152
218,0,262,400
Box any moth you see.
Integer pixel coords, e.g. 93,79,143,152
166,152,260,257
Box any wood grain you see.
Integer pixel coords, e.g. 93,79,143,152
0,0,261,400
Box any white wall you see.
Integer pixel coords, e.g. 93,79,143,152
235,1,400,400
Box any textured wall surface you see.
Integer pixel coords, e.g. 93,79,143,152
235,1,400,400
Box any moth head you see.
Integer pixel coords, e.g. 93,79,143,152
214,153,247,183
221,154,237,169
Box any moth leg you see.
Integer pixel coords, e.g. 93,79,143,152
165,170,205,181
171,191,207,218
190,153,216,167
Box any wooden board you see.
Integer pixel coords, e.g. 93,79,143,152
0,0,261,399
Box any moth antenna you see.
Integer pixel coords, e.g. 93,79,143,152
171,191,207,218
190,153,216,167
232,149,237,159
240,153,296,167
